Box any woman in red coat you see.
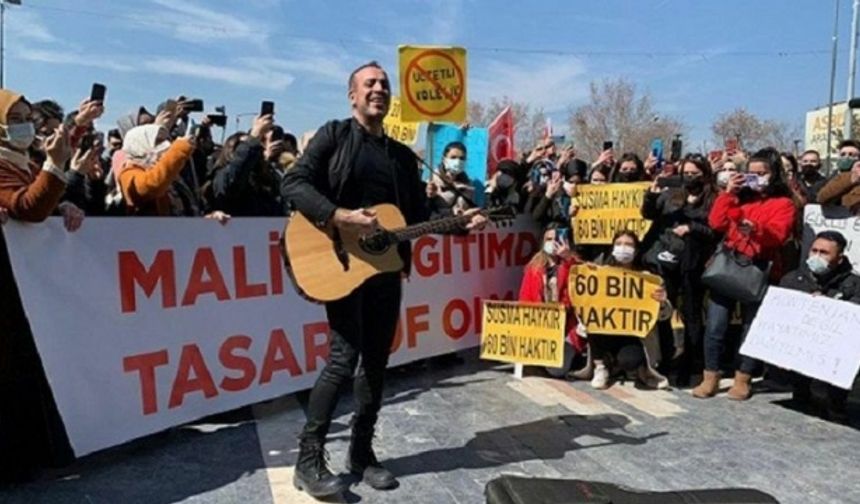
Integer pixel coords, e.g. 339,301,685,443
693,148,796,401
518,224,584,377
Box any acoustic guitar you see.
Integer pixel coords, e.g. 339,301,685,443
281,204,516,303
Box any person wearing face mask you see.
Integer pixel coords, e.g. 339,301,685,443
817,153,860,215
797,150,826,201
427,141,474,217
486,159,521,210
779,230,860,422
693,148,796,401
0,89,91,231
531,167,576,229
611,153,646,183
641,154,718,386
518,224,585,377
117,124,196,216
571,231,673,390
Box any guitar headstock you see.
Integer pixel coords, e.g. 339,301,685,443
483,205,517,228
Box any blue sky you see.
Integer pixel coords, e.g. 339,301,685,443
5,0,856,151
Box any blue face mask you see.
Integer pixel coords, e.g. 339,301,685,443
806,254,831,275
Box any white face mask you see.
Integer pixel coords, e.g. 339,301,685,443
612,244,636,264
563,181,575,195
806,254,831,275
756,174,770,190
444,158,465,174
543,241,556,255
716,170,733,187
1,122,36,151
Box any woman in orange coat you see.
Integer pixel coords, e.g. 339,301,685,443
117,124,197,216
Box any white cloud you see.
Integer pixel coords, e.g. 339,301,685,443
7,9,56,43
428,0,465,44
143,58,295,91
470,55,590,113
135,0,270,46
13,48,134,72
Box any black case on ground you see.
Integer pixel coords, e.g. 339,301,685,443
485,476,779,504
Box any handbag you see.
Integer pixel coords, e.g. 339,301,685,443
701,243,772,304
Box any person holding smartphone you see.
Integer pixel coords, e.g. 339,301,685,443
518,224,584,377
694,148,796,401
640,153,718,386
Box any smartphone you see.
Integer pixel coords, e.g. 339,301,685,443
183,99,204,112
556,228,569,244
656,176,683,189
670,138,682,162
206,114,227,127
725,137,739,154
650,138,664,160
90,83,106,102
261,101,275,116
743,173,760,189
602,140,613,151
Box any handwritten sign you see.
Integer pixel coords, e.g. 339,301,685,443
481,300,565,367
570,265,662,338
741,287,860,389
573,182,652,245
399,45,467,122
383,96,419,145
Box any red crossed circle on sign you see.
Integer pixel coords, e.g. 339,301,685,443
404,50,465,117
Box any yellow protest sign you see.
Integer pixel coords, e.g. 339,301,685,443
383,96,419,145
570,265,662,338
398,45,467,123
481,300,565,367
573,182,652,245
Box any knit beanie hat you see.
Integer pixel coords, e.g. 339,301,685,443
0,89,29,125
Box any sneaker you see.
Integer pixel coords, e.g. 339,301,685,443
637,366,669,389
657,251,678,264
591,363,609,389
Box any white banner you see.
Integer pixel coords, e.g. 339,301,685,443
3,217,538,456
741,287,860,389
803,205,860,274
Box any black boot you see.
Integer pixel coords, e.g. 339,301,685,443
293,439,347,498
346,432,397,490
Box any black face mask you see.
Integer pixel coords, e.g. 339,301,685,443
617,172,637,182
684,176,705,194
801,164,820,177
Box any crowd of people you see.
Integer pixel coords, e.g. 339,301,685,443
511,134,860,419
0,81,858,488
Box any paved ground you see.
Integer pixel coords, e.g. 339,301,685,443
2,352,859,504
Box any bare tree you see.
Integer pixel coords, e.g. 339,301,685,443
568,78,685,162
467,97,547,154
712,108,803,153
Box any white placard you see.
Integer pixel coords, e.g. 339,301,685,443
3,216,537,456
741,287,860,389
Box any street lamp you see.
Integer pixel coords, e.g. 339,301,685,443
1,0,23,88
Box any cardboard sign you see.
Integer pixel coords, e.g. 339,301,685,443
741,287,860,389
383,96,419,145
570,265,662,338
399,45,467,122
573,182,652,245
481,300,565,367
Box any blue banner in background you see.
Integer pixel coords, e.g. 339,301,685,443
427,123,489,207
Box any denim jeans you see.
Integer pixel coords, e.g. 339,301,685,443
703,291,761,375
300,273,402,443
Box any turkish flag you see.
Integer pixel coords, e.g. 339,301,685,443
487,106,514,177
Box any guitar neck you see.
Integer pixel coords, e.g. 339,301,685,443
391,213,475,242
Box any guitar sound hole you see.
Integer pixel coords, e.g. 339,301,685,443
359,232,393,255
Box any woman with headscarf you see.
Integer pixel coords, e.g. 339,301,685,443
0,88,80,483
117,124,196,216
